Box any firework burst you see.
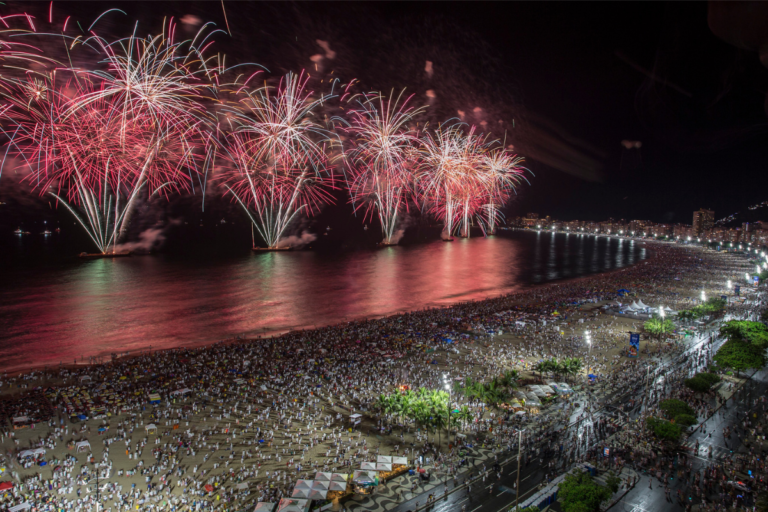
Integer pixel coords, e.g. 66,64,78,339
343,90,424,245
220,71,336,249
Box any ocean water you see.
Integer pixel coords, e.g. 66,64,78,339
0,230,645,372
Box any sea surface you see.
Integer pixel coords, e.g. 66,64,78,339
0,230,645,372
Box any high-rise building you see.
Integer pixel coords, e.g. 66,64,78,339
692,209,714,235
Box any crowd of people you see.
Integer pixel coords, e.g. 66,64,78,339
0,242,757,512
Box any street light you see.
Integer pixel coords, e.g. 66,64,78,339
659,306,665,319
727,279,732,289
701,290,706,302
515,428,526,512
442,374,453,452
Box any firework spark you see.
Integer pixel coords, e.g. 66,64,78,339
343,90,423,245
220,72,337,249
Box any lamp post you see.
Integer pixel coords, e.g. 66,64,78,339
515,428,526,511
443,374,452,454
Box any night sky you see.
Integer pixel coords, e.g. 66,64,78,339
2,1,768,234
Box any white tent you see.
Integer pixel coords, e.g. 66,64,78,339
293,480,313,491
253,503,276,512
17,448,45,459
290,489,310,499
328,481,347,492
307,489,328,500
12,416,28,424
145,424,157,433
277,499,309,512
313,472,332,482
360,462,377,471
9,503,31,512
79,375,92,382
376,456,392,463
376,463,392,471
392,456,408,465
75,441,90,453
331,473,348,483
637,300,649,309
171,388,192,396
236,482,248,491
311,481,329,491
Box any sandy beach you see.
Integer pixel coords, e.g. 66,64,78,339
0,240,753,512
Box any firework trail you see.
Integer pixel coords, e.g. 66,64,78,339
418,124,485,239
220,71,337,249
343,90,424,245
0,18,216,253
477,145,529,235
419,125,529,238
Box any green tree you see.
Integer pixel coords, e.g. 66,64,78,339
720,320,768,349
677,310,695,322
646,417,682,442
604,471,621,494
558,470,612,512
674,414,697,427
713,339,767,376
659,399,694,419
684,376,712,394
643,317,674,340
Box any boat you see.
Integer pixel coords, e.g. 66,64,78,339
42,230,51,235
252,246,292,252
14,228,22,235
79,251,132,259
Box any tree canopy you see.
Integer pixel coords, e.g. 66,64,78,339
644,317,675,339
720,320,768,349
646,417,683,442
558,470,613,512
713,339,767,374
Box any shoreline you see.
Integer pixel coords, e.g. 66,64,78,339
2,237,655,378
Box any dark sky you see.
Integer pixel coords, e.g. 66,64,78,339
4,1,768,228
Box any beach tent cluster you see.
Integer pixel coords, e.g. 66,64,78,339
619,300,677,316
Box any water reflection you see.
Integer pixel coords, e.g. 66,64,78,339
0,232,644,372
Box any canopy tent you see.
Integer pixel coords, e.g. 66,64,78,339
376,456,392,463
11,416,28,424
328,481,347,492
253,503,276,512
376,463,393,471
9,503,31,512
392,456,408,465
236,482,249,490
0,481,14,491
293,480,313,491
170,388,192,396
311,481,329,492
148,393,161,404
330,473,348,483
352,471,378,486
360,462,377,471
637,300,649,309
290,489,310,499
277,499,310,512
17,448,45,459
313,472,332,482
145,424,157,433
307,489,328,500
75,441,90,453
349,414,362,420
